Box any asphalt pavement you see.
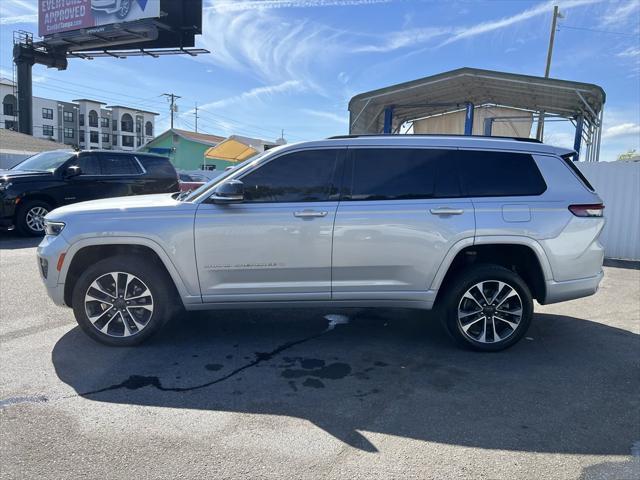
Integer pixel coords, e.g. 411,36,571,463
1,232,639,479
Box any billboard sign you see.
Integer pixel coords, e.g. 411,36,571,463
39,0,161,37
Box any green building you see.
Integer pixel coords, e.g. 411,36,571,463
140,128,226,171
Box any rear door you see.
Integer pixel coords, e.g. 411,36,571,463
97,153,147,197
331,147,475,300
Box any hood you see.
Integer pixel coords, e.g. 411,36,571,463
0,169,53,181
47,193,185,219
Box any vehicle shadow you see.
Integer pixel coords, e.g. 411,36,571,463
52,309,639,454
0,231,40,250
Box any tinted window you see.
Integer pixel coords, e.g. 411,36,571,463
348,148,459,201
138,155,176,178
457,150,546,196
561,153,594,191
241,149,340,203
76,155,101,175
100,155,141,175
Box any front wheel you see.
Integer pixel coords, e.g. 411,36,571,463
16,200,50,236
442,265,533,352
71,255,175,346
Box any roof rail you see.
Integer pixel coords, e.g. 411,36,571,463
327,133,543,143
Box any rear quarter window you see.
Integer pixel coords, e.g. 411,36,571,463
457,150,546,196
560,153,595,191
137,155,177,178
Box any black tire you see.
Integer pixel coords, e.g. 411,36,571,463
116,0,131,18
71,255,175,346
441,264,533,352
16,200,51,236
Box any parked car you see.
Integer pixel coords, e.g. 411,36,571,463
1,149,178,236
178,172,209,192
37,135,605,350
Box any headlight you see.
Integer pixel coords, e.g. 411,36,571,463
0,182,12,191
44,220,65,236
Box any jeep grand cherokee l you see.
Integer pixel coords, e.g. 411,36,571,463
36,135,605,351
1,150,179,236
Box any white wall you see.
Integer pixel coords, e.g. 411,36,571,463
577,161,640,261
32,96,59,140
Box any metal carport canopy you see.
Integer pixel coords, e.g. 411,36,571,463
348,67,606,136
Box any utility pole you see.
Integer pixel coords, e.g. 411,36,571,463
162,93,181,130
193,102,199,133
536,5,562,140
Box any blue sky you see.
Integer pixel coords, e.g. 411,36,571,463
1,0,638,160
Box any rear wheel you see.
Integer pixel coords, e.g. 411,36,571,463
71,255,175,346
442,265,533,352
16,200,50,236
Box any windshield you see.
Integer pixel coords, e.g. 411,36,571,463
11,150,75,173
184,147,285,202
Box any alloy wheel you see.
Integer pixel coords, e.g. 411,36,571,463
84,271,154,338
25,206,48,233
457,280,523,344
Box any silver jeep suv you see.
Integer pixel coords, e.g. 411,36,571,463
37,135,605,351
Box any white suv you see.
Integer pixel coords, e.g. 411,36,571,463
37,135,605,351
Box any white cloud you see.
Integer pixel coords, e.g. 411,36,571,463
0,0,37,25
439,0,601,47
197,6,347,89
602,122,640,139
601,0,640,27
300,108,348,124
209,0,393,12
354,27,450,53
194,80,304,111
617,46,640,57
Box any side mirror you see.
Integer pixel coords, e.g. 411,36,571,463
211,179,244,204
64,165,82,179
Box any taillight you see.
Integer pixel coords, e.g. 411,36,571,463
569,204,604,217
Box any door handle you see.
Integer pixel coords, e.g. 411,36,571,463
293,210,328,218
430,207,464,215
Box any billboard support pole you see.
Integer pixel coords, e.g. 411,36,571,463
13,44,34,135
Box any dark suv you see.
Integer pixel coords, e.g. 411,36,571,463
0,150,179,236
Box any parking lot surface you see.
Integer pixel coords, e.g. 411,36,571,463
1,233,639,480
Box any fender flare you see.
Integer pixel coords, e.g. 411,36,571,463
429,235,554,292
60,235,197,304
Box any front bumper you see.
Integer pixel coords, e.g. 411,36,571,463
543,270,604,304
37,234,71,307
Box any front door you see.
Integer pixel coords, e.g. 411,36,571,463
331,147,475,301
195,148,344,302
60,154,104,205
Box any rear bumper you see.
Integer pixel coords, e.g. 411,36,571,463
542,270,604,304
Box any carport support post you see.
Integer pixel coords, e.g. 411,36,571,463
573,114,584,160
383,105,394,134
464,102,474,136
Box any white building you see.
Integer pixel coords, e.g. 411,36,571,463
1,78,157,151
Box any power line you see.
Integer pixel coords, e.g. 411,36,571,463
558,25,639,37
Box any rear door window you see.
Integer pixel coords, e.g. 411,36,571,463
346,148,460,201
240,149,341,203
457,150,546,196
100,154,142,175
